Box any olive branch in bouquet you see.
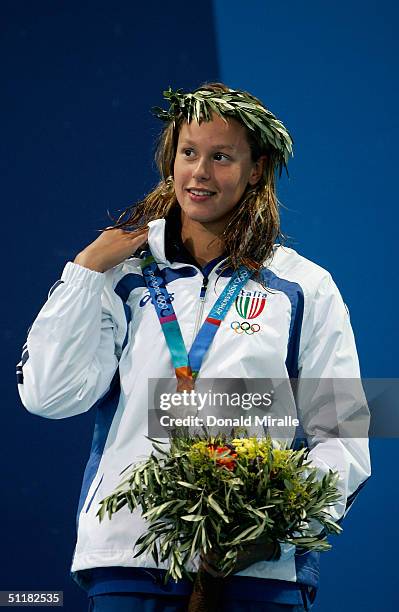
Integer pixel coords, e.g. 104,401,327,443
97,432,342,582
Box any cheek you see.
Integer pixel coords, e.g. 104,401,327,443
173,159,187,187
173,163,190,205
172,158,179,180
223,169,249,195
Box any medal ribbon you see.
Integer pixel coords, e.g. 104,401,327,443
140,252,252,389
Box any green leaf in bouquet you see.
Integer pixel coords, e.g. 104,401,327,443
227,523,263,545
152,443,170,456
115,498,128,513
134,531,150,547
307,502,325,515
201,521,210,554
160,532,176,563
152,463,161,486
171,551,183,580
235,462,249,478
183,465,195,484
174,562,183,581
190,520,204,559
220,548,238,576
225,549,238,560
151,541,159,566
142,500,175,520
113,476,135,492
229,477,244,486
248,507,267,520
318,514,343,534
208,514,222,543
270,494,284,504
187,497,203,513
258,504,274,510
118,462,134,476
134,470,142,487
206,494,229,523
179,539,192,553
283,479,294,491
225,485,233,511
181,515,205,522
304,471,318,483
177,481,202,490
97,499,107,522
133,530,158,558
248,520,268,541
145,435,168,445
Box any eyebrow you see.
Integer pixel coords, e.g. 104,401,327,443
180,140,236,151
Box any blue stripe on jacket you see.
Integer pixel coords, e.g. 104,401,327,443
75,280,132,526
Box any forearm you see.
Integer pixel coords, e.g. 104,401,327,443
17,262,121,419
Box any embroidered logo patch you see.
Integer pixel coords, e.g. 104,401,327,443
234,290,267,319
230,321,261,335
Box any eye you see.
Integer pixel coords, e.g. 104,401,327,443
183,148,194,157
214,152,230,162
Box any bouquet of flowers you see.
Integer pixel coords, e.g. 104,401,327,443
97,432,341,608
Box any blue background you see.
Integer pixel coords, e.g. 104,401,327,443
2,1,398,609
213,3,398,608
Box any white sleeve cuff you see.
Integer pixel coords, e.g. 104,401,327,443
61,261,106,293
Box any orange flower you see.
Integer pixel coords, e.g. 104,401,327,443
207,445,238,471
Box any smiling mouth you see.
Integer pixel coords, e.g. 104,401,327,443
187,188,216,196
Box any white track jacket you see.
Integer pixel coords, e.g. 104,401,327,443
17,217,371,590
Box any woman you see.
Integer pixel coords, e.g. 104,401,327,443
17,83,370,611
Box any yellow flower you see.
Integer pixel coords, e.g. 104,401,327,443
231,437,272,460
272,448,293,469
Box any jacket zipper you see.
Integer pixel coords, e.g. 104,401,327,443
191,275,209,345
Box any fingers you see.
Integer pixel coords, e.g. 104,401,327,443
132,228,149,241
101,226,149,249
124,229,148,250
103,225,149,236
75,224,149,273
125,226,149,237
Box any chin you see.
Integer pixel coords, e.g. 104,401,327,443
179,200,233,228
184,211,223,225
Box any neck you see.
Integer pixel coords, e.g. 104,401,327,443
180,213,226,267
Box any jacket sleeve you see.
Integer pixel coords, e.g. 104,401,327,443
296,273,371,522
17,262,127,419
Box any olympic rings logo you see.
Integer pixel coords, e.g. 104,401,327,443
231,321,261,335
155,294,168,309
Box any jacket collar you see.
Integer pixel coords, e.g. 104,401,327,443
147,209,228,275
147,218,168,264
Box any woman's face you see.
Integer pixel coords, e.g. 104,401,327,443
173,114,263,231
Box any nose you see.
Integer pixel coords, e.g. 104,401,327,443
192,156,211,182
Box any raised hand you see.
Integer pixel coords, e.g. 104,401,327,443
74,226,149,273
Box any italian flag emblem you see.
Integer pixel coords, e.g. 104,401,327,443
235,290,267,320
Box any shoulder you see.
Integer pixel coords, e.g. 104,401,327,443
261,246,348,328
264,246,352,342
264,245,334,298
102,255,145,293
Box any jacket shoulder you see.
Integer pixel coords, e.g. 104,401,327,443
266,245,332,295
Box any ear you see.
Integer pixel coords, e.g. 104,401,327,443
248,155,267,186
